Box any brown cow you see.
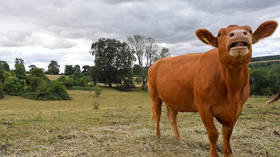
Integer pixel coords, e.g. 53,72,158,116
148,20,278,157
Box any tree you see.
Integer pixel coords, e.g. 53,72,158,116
90,38,135,88
4,76,24,96
15,63,26,80
89,66,99,85
154,47,170,62
145,37,159,67
73,65,81,74
132,64,141,76
47,60,60,74
127,35,159,89
82,65,90,73
0,82,4,99
28,64,36,72
0,61,10,71
15,58,25,70
64,65,74,75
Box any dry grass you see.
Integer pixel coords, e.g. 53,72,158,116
46,74,61,80
0,89,279,156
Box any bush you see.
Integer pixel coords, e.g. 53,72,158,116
57,75,73,88
26,75,42,91
0,67,4,82
0,82,4,99
93,86,102,97
30,67,47,79
23,80,70,100
4,76,24,96
49,80,70,100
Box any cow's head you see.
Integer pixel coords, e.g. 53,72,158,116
196,21,278,67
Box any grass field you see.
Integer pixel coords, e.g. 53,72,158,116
46,74,61,80
0,89,279,156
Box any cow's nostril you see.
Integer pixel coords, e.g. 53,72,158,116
243,31,247,35
229,33,234,37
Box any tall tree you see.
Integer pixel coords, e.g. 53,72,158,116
15,63,26,80
15,58,25,71
47,60,60,74
73,65,81,74
90,38,135,88
0,61,10,71
28,64,36,73
127,35,159,89
154,47,170,62
82,65,90,73
64,65,74,75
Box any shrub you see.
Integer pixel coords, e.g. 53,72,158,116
93,86,102,97
30,67,47,79
49,80,70,100
0,67,4,82
26,75,42,91
23,80,70,100
0,82,4,99
57,75,73,88
4,76,24,96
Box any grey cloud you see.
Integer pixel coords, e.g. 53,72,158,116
0,0,279,71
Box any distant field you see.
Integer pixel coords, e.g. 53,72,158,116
46,74,61,80
0,89,279,156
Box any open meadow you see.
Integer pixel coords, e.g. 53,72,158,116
0,88,279,157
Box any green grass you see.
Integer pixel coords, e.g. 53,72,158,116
0,89,279,156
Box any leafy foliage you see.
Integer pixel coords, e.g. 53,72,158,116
64,65,75,75
90,38,135,89
0,61,10,71
73,65,81,74
15,63,26,80
47,60,60,74
15,58,25,71
250,62,280,95
251,55,280,62
0,82,4,99
23,68,70,100
93,86,102,97
4,76,24,96
82,65,90,73
57,75,74,88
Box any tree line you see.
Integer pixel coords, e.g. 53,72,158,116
0,58,69,100
1,34,279,99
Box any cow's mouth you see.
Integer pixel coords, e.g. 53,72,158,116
230,42,249,49
229,41,250,57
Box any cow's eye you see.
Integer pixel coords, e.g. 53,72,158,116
218,33,221,37
249,30,252,34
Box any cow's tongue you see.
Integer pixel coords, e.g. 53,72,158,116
235,42,245,47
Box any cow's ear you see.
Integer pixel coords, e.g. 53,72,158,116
253,20,278,44
196,29,218,47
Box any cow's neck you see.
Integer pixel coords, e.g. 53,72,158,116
221,63,249,98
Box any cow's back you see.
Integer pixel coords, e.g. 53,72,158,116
148,53,202,112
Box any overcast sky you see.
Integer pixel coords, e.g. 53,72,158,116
0,0,280,72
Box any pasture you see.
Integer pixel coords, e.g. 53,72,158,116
0,88,279,156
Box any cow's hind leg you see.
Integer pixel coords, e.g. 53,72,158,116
151,97,162,138
167,106,182,140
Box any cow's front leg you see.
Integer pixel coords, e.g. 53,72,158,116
199,109,219,157
222,125,234,157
